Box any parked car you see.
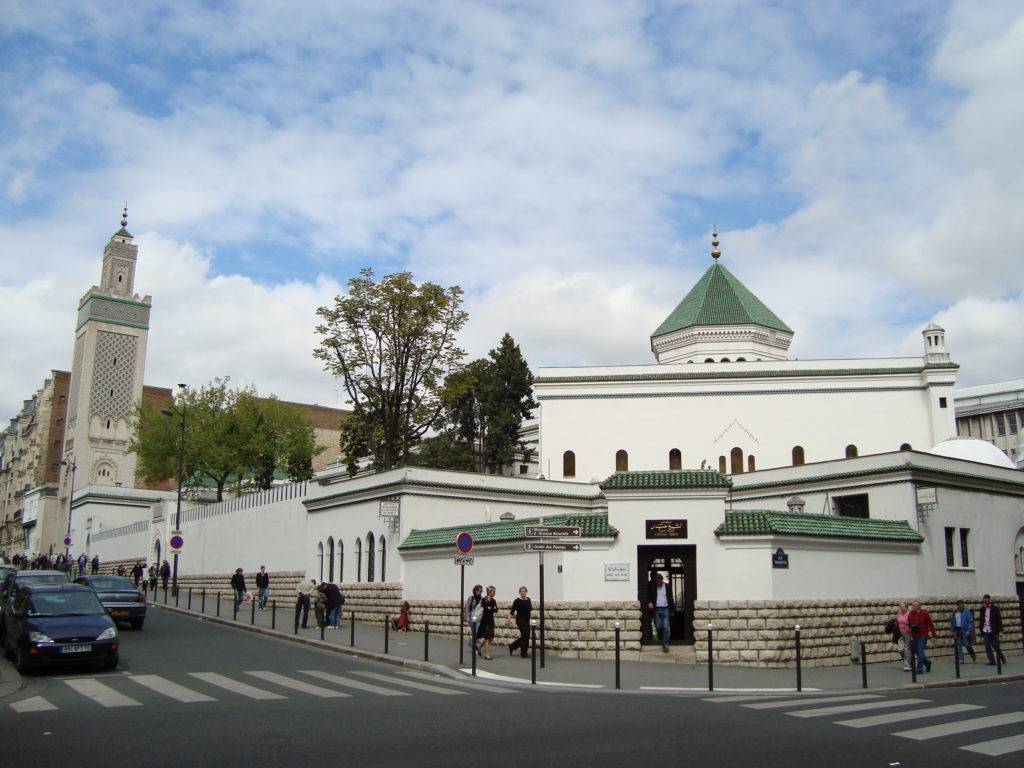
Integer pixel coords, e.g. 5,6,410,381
75,575,147,630
0,570,72,648
2,584,118,673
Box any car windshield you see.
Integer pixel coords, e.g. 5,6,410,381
21,574,70,586
86,576,136,591
28,592,106,617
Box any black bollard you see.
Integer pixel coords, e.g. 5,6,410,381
251,597,256,625
614,621,621,690
272,600,276,630
164,585,169,604
217,592,221,617
188,588,192,611
384,615,390,654
530,624,537,685
795,625,802,692
350,613,356,646
860,641,868,689
910,641,917,683
954,636,961,679
471,636,477,677
424,620,430,662
175,586,179,607
996,637,1002,675
202,589,206,614
708,624,714,692
320,619,325,641
233,596,238,621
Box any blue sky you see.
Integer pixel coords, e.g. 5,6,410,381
1,1,1022,416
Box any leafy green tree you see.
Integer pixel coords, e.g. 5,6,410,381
314,268,468,473
413,434,478,472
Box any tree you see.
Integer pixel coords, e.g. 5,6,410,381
314,268,468,473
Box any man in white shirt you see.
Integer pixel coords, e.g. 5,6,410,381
646,573,675,653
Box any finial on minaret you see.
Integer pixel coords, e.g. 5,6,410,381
711,226,721,260
121,202,128,228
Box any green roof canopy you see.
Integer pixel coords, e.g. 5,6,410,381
399,513,617,550
600,470,731,491
715,510,923,542
653,261,792,338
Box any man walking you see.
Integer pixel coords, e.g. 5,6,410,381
978,594,1007,666
231,568,246,612
91,554,100,574
132,561,144,587
77,552,88,578
646,572,674,653
908,599,937,673
950,599,976,663
255,566,270,610
160,560,171,590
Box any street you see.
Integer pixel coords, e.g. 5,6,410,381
2,607,1023,767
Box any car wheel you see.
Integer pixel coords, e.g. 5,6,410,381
103,654,119,671
130,619,144,631
14,645,31,674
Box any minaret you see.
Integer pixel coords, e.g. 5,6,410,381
61,206,152,500
922,322,950,365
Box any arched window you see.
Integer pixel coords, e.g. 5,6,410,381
704,358,715,363
327,536,335,582
730,447,744,474
563,450,576,478
900,443,912,451
337,539,344,583
366,532,376,582
669,448,682,471
792,446,805,466
747,454,756,472
355,538,362,583
317,541,324,582
718,455,726,473
379,535,386,582
720,358,731,363
736,357,746,362
845,444,858,458
615,450,628,472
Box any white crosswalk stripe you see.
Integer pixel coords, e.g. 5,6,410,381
126,674,216,703
787,698,931,718
64,678,141,708
895,712,1024,741
835,703,985,728
245,671,350,698
188,672,286,700
352,670,466,695
960,733,1024,757
744,694,880,710
395,669,519,694
10,696,56,713
299,670,410,696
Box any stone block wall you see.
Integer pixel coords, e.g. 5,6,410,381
693,596,1023,668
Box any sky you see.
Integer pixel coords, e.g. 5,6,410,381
1,0,1022,418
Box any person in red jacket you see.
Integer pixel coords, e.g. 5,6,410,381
907,600,937,673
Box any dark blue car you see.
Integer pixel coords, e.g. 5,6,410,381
2,584,118,673
75,575,147,629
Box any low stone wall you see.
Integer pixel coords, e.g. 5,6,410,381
693,596,1023,668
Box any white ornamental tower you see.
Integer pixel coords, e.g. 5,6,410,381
61,206,152,498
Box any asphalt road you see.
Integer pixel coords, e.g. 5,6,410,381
2,606,1023,767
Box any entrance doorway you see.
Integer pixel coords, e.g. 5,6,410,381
637,545,696,645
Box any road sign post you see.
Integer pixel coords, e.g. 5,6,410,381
455,532,473,666
525,522,581,669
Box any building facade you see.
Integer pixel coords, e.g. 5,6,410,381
954,379,1024,469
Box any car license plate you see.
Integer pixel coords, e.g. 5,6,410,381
110,610,129,617
60,644,92,654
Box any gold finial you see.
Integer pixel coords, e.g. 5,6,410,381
711,226,721,260
120,202,128,228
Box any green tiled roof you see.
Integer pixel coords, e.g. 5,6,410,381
715,510,924,542
600,470,732,490
653,262,792,337
398,513,617,550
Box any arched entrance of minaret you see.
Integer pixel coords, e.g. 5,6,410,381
92,458,117,486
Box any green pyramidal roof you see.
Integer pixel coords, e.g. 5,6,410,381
653,261,792,338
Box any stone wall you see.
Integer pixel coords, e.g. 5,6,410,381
693,596,1023,668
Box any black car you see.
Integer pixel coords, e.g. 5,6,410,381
75,575,147,629
2,584,118,673
0,570,71,647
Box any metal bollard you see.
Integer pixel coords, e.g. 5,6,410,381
188,588,192,611
471,636,477,677
233,596,238,621
910,642,917,683
614,621,621,690
251,597,256,624
795,625,802,692
202,589,206,614
175,586,179,607
384,615,390,654
954,636,961,679
164,585,169,605
707,623,714,692
860,641,868,689
272,600,276,630
530,623,537,685
350,613,356,646
217,592,221,617
320,619,325,640
424,620,430,662
996,637,1003,675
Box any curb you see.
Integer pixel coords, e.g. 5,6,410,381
150,602,462,680
0,663,25,699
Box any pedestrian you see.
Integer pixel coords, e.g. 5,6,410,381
950,599,977,663
132,561,144,587
391,601,411,631
507,586,532,658
160,559,171,590
148,563,158,592
255,566,270,610
117,564,126,577
978,594,1007,666
646,572,674,653
91,554,100,574
477,585,498,660
77,552,88,577
312,583,328,629
896,602,913,671
321,581,343,628
907,599,936,673
463,584,484,656
230,568,246,611
295,578,314,629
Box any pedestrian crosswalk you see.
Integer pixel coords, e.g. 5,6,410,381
6,667,517,714
704,691,1024,759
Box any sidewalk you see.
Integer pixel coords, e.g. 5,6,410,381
149,591,1023,694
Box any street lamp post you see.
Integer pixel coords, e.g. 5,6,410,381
162,383,187,595
61,458,77,572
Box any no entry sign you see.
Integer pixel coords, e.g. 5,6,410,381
455,531,473,554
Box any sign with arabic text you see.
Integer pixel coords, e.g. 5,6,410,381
645,519,688,539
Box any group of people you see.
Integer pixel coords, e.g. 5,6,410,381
10,551,100,575
293,577,345,629
890,595,1008,674
463,584,533,660
230,566,274,611
114,560,171,591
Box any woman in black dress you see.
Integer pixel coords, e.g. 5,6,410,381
477,585,498,660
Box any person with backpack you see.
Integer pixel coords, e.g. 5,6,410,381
148,563,158,592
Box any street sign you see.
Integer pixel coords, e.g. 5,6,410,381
455,531,474,554
169,533,184,553
454,555,475,566
525,525,581,538
63,536,72,547
524,542,581,552
772,548,789,569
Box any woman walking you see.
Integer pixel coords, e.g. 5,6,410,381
477,585,498,660
896,602,913,671
507,586,532,658
464,585,484,656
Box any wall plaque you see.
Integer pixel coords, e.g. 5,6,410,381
604,563,630,581
772,548,789,569
645,519,688,539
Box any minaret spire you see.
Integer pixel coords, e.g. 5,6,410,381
711,226,721,260
121,202,128,228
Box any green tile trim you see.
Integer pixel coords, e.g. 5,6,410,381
398,512,617,550
75,317,150,332
536,365,959,385
599,470,732,490
715,509,924,542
